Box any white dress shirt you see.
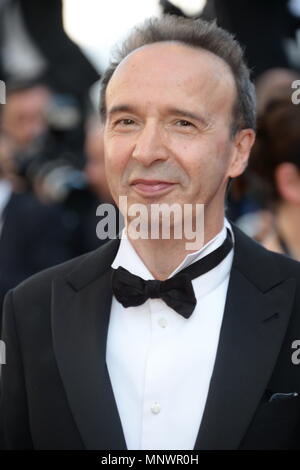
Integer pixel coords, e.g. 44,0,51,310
107,219,234,450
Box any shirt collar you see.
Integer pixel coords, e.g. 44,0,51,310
111,217,233,280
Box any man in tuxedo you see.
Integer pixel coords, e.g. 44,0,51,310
1,15,300,450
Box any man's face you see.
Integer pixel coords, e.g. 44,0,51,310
2,86,49,149
104,42,253,222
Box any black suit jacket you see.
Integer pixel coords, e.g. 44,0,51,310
1,225,300,450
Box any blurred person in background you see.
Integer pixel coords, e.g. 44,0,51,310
1,80,49,152
0,83,71,330
228,67,300,230
0,80,52,194
0,79,110,261
0,0,103,329
1,80,87,193
0,0,100,167
247,96,300,260
255,67,300,115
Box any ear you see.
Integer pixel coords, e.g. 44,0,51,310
227,128,256,178
275,162,300,204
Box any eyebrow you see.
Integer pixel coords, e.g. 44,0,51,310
107,105,134,117
107,104,208,126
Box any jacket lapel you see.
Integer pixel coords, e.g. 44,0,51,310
194,226,296,449
51,237,127,450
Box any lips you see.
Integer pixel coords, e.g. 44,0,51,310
131,179,175,195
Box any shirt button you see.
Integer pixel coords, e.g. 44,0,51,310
151,402,161,414
158,317,168,328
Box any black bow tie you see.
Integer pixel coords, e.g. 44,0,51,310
111,228,233,319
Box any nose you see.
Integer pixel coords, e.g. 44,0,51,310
131,122,168,166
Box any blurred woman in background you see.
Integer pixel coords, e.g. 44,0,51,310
249,96,300,260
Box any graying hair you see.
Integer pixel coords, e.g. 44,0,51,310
100,15,256,136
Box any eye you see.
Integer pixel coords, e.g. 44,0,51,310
175,120,194,127
116,118,135,126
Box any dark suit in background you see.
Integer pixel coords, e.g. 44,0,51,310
0,192,71,328
201,0,299,77
0,0,99,91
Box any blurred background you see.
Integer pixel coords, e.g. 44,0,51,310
0,0,300,327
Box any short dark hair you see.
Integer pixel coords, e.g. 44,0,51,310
5,76,49,96
99,15,256,135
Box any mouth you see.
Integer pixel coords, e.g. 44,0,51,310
130,179,176,196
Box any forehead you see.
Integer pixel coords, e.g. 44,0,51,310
105,42,236,116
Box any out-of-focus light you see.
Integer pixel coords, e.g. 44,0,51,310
171,0,206,16
63,0,160,67
63,0,206,69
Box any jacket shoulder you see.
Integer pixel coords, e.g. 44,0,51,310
9,237,120,307
232,223,300,284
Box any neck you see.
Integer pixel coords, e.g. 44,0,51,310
275,202,300,260
126,213,225,280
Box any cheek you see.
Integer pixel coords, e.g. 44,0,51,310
176,139,230,188
172,140,215,176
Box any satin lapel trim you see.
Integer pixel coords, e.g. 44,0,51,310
194,266,296,450
51,268,127,450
